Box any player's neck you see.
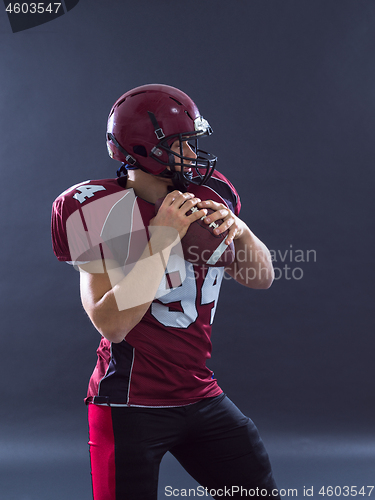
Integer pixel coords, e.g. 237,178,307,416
126,169,171,204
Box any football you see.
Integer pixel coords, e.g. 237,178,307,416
154,197,235,267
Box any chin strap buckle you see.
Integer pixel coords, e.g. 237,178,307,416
108,133,137,166
125,154,136,165
154,128,165,140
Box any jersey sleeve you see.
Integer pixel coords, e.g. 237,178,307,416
51,180,135,266
51,194,75,262
191,170,241,217
210,170,241,216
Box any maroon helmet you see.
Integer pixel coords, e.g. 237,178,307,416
106,84,217,191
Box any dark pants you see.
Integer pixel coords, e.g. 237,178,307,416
88,394,280,500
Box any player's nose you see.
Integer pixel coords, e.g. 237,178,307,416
184,143,197,160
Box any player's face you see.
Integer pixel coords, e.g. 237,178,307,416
170,139,197,171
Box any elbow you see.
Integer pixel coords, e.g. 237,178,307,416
255,276,274,289
91,308,144,343
94,320,127,344
82,292,147,343
248,264,274,289
247,276,273,290
257,265,274,289
100,326,127,344
89,311,129,344
107,334,127,344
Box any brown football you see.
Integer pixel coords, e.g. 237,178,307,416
154,197,235,267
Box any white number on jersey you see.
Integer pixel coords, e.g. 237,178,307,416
201,267,224,325
151,260,224,328
73,184,106,204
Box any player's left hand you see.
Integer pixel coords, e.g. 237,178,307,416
196,200,247,245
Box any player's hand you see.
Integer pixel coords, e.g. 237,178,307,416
196,199,246,245
150,190,207,240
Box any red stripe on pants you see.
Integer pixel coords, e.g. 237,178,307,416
88,404,116,500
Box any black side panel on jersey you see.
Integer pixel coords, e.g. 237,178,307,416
206,176,239,215
95,341,135,404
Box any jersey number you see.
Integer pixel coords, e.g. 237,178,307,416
151,261,224,328
73,184,106,203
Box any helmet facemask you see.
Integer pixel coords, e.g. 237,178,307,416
148,114,217,192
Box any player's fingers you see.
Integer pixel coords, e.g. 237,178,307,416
186,207,207,223
157,191,181,210
212,215,235,236
163,190,181,202
203,208,230,225
197,200,231,224
197,199,222,211
179,196,202,215
170,191,196,208
225,224,239,244
162,190,193,207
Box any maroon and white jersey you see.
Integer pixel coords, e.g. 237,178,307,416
51,172,241,407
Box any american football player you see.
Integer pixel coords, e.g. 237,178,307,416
51,84,278,500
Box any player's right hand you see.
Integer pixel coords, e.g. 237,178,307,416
150,190,207,240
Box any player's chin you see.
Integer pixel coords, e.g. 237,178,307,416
178,166,192,175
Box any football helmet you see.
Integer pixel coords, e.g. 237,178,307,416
106,84,217,191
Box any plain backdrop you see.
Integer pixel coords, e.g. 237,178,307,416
0,1,374,498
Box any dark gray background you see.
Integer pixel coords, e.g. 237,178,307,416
0,1,374,498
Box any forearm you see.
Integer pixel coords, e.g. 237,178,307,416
80,228,177,343
196,199,274,289
227,225,274,289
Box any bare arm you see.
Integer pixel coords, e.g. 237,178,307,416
79,191,207,343
197,200,274,289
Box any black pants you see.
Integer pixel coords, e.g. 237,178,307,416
88,394,280,500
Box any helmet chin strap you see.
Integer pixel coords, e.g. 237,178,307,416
170,172,191,192
117,159,190,192
116,163,129,177
162,154,192,192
